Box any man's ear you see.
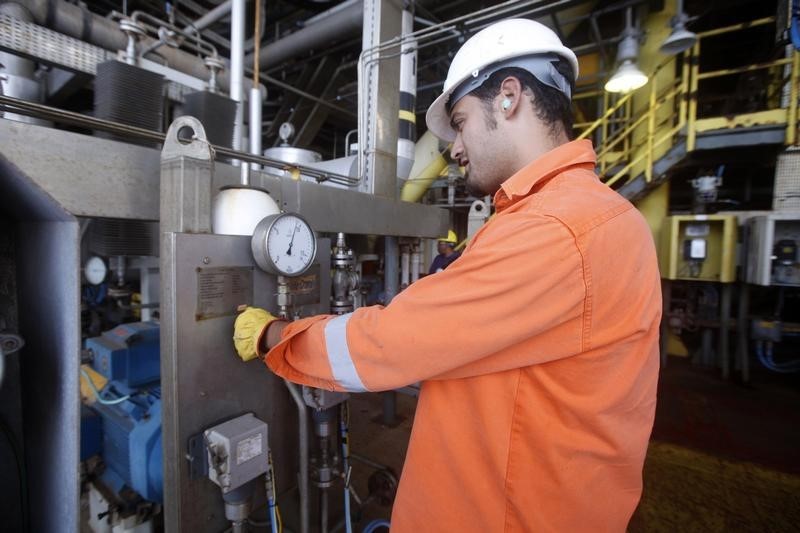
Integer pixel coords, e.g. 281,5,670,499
498,76,524,117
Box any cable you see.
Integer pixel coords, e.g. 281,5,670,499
80,367,131,405
340,402,353,533
755,341,800,373
361,519,391,533
0,416,29,533
266,449,279,533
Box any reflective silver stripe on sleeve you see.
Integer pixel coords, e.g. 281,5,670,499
323,313,368,392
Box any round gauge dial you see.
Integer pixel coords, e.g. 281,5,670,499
84,255,108,285
252,213,317,276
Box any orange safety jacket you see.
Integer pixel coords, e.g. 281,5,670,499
266,139,661,532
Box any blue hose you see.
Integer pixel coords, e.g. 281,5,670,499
80,367,131,405
792,0,800,50
755,341,800,373
362,519,391,533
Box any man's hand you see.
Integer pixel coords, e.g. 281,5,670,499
233,306,280,361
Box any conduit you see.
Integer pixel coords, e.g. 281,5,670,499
400,131,448,203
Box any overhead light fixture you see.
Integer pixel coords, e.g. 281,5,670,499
660,0,697,55
605,8,648,94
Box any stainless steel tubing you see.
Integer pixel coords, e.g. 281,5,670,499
284,380,310,533
0,95,357,185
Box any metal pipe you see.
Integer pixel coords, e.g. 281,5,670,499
246,0,363,70
230,0,245,184
0,95,357,185
284,381,310,533
184,0,232,32
249,87,263,170
24,0,254,92
320,488,329,533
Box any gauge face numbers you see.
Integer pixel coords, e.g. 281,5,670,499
84,255,108,285
252,213,316,276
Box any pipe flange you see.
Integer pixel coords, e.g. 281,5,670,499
119,19,146,38
204,55,225,71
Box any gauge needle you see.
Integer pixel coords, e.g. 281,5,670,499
286,224,298,256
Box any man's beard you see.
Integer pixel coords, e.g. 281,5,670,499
465,172,490,197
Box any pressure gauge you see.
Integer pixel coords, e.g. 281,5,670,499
84,255,108,285
251,213,317,276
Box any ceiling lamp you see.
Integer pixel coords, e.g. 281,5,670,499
660,0,697,55
605,8,648,94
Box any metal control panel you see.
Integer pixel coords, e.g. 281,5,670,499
746,214,800,286
160,233,330,532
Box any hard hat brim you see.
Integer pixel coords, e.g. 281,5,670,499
425,88,458,143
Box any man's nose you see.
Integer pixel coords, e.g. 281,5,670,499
450,135,463,161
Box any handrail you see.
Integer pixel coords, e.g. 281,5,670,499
578,13,798,194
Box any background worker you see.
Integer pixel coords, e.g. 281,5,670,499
428,230,461,274
234,18,661,532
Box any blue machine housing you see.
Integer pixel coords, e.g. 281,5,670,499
83,321,163,503
86,321,161,387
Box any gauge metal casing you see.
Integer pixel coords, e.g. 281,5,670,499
251,213,317,276
84,255,108,285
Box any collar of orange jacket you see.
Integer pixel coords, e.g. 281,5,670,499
495,139,597,212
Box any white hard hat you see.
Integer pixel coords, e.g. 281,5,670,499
425,18,579,142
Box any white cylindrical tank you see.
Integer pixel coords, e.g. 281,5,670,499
212,186,280,236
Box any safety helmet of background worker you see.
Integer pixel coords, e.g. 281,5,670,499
425,18,579,143
438,230,458,245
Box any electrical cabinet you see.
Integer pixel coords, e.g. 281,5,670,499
660,215,738,282
745,213,800,286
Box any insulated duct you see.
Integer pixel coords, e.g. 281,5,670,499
245,0,362,70
18,0,250,92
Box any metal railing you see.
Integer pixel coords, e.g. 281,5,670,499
575,16,799,192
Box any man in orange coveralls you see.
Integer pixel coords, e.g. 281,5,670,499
234,18,661,532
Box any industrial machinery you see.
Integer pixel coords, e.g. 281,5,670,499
660,215,738,282
745,213,800,286
81,321,162,532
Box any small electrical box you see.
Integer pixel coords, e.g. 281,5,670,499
660,215,738,282
204,413,269,493
746,213,800,286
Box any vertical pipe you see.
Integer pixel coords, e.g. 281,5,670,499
737,282,750,383
660,279,671,367
396,9,417,181
411,243,421,283
249,87,263,170
786,50,799,146
686,41,700,151
720,283,732,379
400,247,410,288
230,0,246,182
382,235,399,425
320,489,329,533
285,381,310,533
679,49,690,127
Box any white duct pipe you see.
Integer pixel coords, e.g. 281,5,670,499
246,0,363,70
249,87,263,170
411,244,421,283
185,0,232,33
230,0,246,182
400,247,410,288
397,9,417,181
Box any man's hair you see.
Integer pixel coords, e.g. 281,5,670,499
470,60,575,140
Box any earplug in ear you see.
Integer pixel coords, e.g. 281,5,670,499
502,98,512,110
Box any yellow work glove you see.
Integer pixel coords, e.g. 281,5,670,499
233,306,279,361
